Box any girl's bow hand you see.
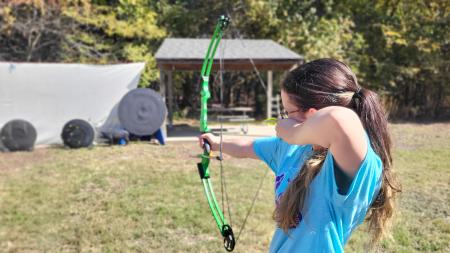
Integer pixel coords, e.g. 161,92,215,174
198,133,220,151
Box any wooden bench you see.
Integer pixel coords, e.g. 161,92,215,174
215,115,255,134
208,107,255,134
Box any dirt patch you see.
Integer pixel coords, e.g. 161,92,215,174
390,123,450,150
0,147,54,175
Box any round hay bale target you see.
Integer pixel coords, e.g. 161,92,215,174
61,119,94,149
118,88,166,136
0,119,37,151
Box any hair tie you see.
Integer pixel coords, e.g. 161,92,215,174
352,87,362,100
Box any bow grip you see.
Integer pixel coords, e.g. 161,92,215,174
203,138,211,154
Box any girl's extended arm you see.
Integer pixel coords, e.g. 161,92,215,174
199,133,258,159
276,106,367,178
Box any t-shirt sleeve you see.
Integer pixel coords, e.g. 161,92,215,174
253,137,283,174
322,138,383,208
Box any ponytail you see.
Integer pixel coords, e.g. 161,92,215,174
353,88,401,244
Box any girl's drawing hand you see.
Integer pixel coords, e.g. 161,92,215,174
275,118,302,144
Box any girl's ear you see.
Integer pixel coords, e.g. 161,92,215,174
305,108,318,118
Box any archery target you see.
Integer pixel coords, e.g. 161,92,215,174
61,119,95,149
0,119,37,151
118,88,166,136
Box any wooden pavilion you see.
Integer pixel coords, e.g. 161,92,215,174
155,38,303,127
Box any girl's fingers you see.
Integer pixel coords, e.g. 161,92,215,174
198,134,206,148
198,133,211,149
198,133,217,151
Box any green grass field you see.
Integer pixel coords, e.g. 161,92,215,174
0,123,449,253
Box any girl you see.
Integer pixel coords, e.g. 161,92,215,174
199,58,400,252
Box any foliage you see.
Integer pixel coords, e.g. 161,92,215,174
0,0,448,119
0,1,68,61
0,0,165,86
341,0,450,119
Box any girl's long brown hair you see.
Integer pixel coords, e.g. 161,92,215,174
275,58,401,244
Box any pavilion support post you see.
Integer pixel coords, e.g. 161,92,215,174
159,70,168,138
266,70,273,119
167,70,173,128
159,70,166,101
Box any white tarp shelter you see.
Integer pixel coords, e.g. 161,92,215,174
0,62,145,145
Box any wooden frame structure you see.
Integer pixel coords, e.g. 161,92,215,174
155,38,303,128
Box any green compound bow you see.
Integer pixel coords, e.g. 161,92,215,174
196,15,235,252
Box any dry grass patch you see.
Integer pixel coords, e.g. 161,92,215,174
0,123,449,252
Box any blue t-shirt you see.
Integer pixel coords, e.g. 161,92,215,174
253,135,382,253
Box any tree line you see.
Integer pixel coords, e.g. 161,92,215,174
0,0,448,120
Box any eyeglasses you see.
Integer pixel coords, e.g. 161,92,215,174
280,109,302,119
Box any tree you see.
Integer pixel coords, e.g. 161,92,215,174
1,0,448,119
0,0,166,86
